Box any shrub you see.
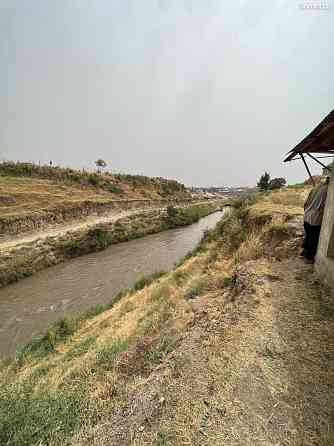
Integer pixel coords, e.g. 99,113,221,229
88,174,100,186
87,227,111,250
63,239,82,257
167,205,178,218
104,183,123,194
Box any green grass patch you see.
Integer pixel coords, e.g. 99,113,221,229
0,381,94,446
145,335,177,364
154,430,171,446
63,336,97,362
132,271,166,292
15,317,76,366
95,339,129,367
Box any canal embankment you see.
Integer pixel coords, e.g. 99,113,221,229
0,201,222,288
0,211,224,358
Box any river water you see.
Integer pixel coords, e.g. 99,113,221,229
0,211,224,358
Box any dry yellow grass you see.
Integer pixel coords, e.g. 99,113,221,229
249,187,307,221
0,175,169,220
0,176,115,218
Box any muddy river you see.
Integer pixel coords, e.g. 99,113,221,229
0,211,224,357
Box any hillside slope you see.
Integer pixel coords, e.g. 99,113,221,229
1,187,333,446
0,162,192,235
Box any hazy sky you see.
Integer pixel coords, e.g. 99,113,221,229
1,1,333,186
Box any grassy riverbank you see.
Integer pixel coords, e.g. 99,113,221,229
1,187,333,446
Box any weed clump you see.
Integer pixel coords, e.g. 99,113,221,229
95,339,129,367
145,334,176,363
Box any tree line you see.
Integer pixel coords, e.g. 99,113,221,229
257,172,286,191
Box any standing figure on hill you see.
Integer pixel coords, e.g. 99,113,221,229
302,176,330,263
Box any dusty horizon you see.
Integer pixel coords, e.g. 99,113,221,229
1,1,333,187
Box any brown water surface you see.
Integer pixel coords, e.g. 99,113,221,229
0,211,224,357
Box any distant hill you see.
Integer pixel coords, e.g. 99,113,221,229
0,161,191,228
0,161,189,200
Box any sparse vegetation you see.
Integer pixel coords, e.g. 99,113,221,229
184,277,209,300
0,162,192,233
95,339,129,367
132,271,166,291
145,334,177,363
0,161,188,198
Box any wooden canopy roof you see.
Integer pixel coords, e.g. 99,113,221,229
284,109,334,162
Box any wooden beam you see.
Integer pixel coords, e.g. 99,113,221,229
289,155,334,162
307,153,333,171
300,153,315,185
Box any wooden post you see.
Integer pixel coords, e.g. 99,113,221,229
300,153,315,186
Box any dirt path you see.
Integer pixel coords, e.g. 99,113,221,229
0,208,160,251
79,255,334,445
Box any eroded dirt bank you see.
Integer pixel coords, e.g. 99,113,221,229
0,198,198,238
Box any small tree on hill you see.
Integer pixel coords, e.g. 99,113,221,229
269,177,286,190
95,159,107,173
257,172,271,191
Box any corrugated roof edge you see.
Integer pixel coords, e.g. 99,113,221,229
284,109,334,162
